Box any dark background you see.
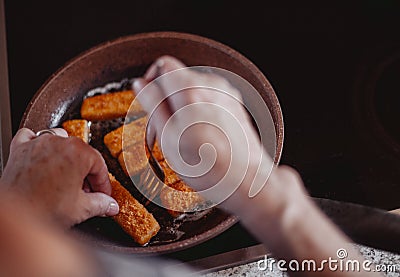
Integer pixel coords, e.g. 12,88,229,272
5,0,400,260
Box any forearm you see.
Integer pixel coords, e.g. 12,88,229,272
221,166,381,276
0,189,99,277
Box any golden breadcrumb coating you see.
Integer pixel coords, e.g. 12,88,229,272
81,90,143,121
159,160,181,186
118,142,147,176
160,180,203,217
151,141,165,162
104,117,146,158
62,119,89,143
108,173,160,245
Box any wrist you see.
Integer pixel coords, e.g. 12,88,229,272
221,159,308,222
219,161,313,240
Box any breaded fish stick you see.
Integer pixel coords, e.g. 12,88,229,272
108,173,160,245
118,142,147,176
81,90,143,121
104,117,146,158
151,141,165,162
160,180,203,217
159,160,181,187
62,119,89,143
159,159,203,216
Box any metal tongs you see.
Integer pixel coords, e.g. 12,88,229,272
137,135,165,204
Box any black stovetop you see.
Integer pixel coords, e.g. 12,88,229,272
5,0,400,261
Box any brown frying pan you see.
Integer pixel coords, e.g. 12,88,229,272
20,32,284,255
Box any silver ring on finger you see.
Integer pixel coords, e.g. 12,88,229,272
35,129,58,137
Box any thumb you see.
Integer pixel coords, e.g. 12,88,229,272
80,192,119,220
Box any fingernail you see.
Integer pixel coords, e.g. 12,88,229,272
106,201,119,215
132,78,145,92
156,58,165,68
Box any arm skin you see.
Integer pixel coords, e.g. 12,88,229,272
133,55,381,276
0,193,101,277
0,56,380,276
0,128,119,276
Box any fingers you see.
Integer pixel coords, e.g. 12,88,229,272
54,136,112,196
145,56,199,113
133,78,172,117
12,127,111,195
34,128,68,139
133,77,173,146
84,148,112,196
133,78,161,113
139,57,194,134
144,55,186,82
11,127,69,152
79,192,119,221
142,56,242,115
10,128,36,151
82,179,91,193
44,128,68,138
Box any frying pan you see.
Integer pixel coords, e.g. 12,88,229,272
20,32,284,254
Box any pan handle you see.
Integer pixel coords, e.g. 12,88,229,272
312,197,400,254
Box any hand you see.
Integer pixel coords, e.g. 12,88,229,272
0,128,119,227
133,56,377,276
133,56,271,206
